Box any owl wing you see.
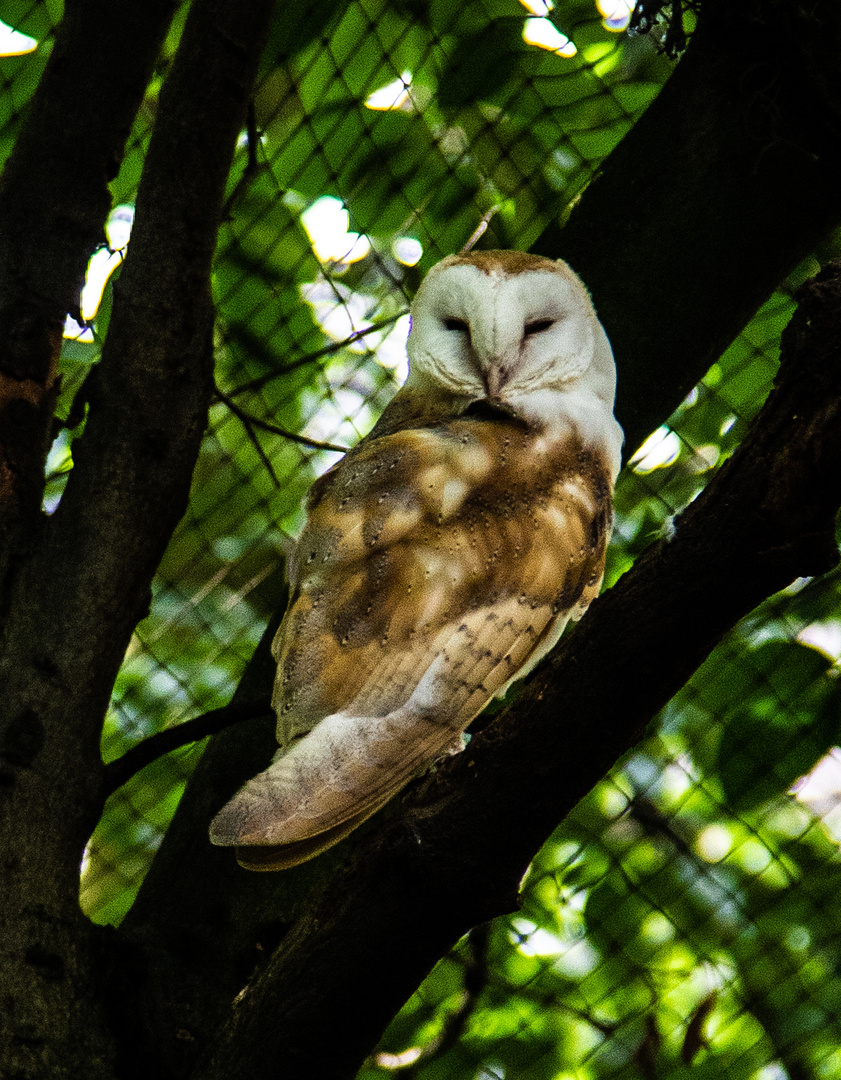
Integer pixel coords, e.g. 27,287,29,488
209,411,613,869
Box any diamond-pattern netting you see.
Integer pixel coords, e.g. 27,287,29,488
5,0,841,1074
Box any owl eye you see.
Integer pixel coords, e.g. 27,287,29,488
524,319,554,337
442,317,469,333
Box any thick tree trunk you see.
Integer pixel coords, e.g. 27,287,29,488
0,0,177,590
0,4,179,1075
0,1,274,1077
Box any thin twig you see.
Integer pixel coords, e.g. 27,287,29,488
224,313,405,399
222,99,262,219
459,205,502,255
102,698,272,798
501,979,619,1037
214,385,349,454
228,396,283,487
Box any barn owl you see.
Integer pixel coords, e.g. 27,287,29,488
210,250,623,870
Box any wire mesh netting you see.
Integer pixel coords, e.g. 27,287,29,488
5,0,841,1075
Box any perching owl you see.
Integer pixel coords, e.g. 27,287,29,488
210,250,623,870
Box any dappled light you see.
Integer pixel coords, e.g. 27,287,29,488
695,823,733,862
365,71,413,112
63,204,134,341
597,0,635,31
0,18,36,56
301,195,371,264
522,17,577,57
629,425,681,473
392,237,423,266
518,0,554,15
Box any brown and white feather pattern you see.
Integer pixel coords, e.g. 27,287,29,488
210,251,623,869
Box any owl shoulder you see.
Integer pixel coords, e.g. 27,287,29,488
304,378,488,511
295,399,503,576
366,378,471,439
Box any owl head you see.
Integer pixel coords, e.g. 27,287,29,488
405,251,619,467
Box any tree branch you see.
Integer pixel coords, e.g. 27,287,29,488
375,923,491,1078
221,100,261,219
102,699,273,801
0,0,274,907
115,605,293,1080
213,385,349,454
223,312,405,399
191,260,841,1080
215,389,284,488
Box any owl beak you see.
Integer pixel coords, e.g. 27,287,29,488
483,364,508,399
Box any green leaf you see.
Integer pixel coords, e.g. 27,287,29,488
437,19,525,107
0,0,57,39
715,641,841,813
261,0,349,67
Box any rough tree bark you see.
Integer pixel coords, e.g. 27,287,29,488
0,0,176,588
0,0,839,1079
0,1,274,1077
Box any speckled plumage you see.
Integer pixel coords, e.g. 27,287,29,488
210,251,622,869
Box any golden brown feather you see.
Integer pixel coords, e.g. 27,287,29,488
209,252,621,869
